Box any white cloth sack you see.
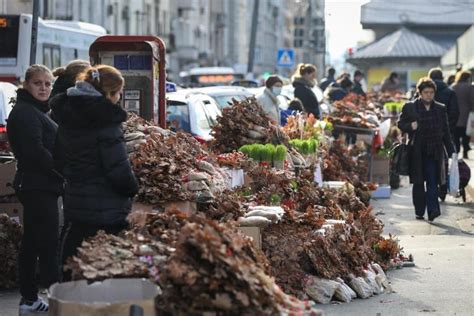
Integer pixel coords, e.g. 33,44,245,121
449,154,459,196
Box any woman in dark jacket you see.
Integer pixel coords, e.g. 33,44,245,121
398,77,455,222
50,65,139,279
292,63,320,118
7,64,63,313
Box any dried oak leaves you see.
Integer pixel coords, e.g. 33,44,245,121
0,214,22,289
125,114,226,204
65,210,321,315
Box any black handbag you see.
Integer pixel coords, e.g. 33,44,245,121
390,134,415,176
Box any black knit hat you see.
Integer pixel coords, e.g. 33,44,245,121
354,70,363,78
265,75,283,88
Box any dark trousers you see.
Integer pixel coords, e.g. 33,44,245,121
454,126,471,155
60,220,127,281
412,158,440,217
17,191,59,301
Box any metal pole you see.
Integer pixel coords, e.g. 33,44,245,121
247,0,259,74
30,0,40,65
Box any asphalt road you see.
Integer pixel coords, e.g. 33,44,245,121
319,155,474,316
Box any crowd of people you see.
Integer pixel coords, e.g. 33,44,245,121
7,61,138,313
255,64,472,225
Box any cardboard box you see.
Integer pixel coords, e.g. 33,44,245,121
0,161,16,196
163,200,197,215
48,278,159,316
239,226,261,249
0,202,23,224
372,156,390,184
371,185,391,199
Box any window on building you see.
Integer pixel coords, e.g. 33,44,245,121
293,17,304,25
294,28,304,37
294,39,303,48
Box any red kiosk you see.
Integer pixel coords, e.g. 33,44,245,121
89,36,167,127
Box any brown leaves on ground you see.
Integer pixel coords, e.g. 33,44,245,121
0,214,22,289
210,97,289,153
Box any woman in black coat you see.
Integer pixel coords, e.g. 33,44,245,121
50,65,139,279
292,63,320,118
398,77,455,222
7,64,63,312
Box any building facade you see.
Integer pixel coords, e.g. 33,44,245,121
290,0,325,80
1,0,327,80
351,0,474,91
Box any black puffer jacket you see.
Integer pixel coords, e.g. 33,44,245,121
433,80,459,134
293,79,320,118
50,88,139,225
7,89,64,194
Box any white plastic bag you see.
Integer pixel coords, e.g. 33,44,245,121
304,276,339,304
348,274,373,299
449,153,459,196
364,269,383,295
466,111,474,137
334,277,357,303
238,216,272,227
379,119,391,141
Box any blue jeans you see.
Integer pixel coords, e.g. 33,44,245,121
412,158,440,217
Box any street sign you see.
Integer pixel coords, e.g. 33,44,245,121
277,48,295,68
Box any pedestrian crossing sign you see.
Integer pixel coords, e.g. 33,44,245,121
277,48,295,67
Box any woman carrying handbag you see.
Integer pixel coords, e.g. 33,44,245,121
398,77,455,222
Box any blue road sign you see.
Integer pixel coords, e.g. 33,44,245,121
277,48,295,68
166,81,177,92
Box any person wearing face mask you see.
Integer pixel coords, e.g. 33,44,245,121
7,64,64,314
50,65,139,280
398,77,455,222
256,75,283,123
292,63,320,118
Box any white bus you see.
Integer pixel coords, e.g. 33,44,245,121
179,67,244,87
0,14,106,82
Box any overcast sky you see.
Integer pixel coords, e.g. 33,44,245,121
325,0,374,65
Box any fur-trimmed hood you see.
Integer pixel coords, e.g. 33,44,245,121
50,87,127,129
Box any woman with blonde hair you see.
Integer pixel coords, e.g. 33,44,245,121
7,64,63,313
51,65,138,280
291,63,320,118
51,59,90,97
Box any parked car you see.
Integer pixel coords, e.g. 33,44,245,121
0,82,17,152
186,86,253,110
166,91,221,143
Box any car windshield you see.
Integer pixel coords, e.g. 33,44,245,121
166,102,191,133
195,100,219,131
212,95,245,110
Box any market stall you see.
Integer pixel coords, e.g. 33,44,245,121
0,94,410,315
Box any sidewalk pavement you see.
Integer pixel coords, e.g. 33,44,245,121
1,159,473,316
319,155,474,316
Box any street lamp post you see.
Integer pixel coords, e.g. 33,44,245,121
30,0,40,65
